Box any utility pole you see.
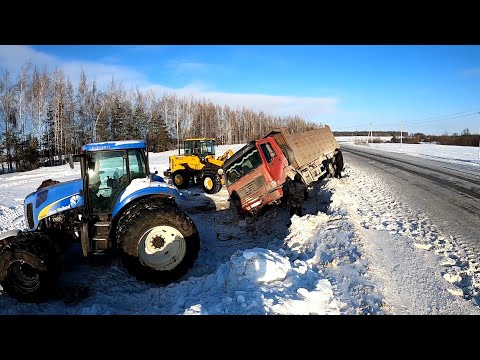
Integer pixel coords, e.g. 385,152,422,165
400,122,403,148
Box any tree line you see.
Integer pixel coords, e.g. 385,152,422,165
401,129,480,146
0,63,321,174
333,130,408,137
336,129,479,147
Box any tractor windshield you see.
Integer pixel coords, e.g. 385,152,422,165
88,149,147,211
184,139,215,158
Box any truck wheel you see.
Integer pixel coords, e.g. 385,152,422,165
279,146,295,165
116,199,200,284
202,174,222,194
327,160,336,177
173,171,190,189
229,191,246,218
0,232,63,302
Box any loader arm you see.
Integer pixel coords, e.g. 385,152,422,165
217,149,233,162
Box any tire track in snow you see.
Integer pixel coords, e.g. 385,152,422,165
340,161,480,306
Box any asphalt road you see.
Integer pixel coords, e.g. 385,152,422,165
342,144,480,257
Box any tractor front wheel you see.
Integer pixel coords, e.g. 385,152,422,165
116,199,200,284
0,232,63,302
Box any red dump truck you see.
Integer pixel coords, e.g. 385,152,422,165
221,125,339,215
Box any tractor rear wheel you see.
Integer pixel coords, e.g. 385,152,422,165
0,232,63,302
116,198,200,284
202,174,222,194
172,171,190,189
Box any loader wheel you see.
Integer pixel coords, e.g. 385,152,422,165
0,232,63,302
202,174,222,194
116,198,200,284
173,171,189,189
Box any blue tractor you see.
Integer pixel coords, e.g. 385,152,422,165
0,140,200,302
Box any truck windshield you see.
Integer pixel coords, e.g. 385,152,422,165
224,147,262,186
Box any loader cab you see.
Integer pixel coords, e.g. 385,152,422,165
183,138,215,159
82,141,148,212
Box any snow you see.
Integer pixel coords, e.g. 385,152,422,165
337,136,480,167
1,141,480,314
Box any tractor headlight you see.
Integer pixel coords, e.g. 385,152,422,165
217,168,224,176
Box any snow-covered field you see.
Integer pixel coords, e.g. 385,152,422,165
337,136,480,167
0,141,479,314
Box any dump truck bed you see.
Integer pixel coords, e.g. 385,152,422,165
265,125,338,170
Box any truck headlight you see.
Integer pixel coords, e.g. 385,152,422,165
250,200,262,208
265,180,277,192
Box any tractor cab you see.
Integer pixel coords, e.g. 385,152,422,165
183,138,216,160
82,140,148,212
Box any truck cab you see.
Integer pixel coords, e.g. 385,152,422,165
223,126,338,216
223,138,288,215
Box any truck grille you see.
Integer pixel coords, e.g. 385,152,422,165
237,175,266,203
26,202,34,229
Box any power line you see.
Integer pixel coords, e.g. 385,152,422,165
332,107,480,131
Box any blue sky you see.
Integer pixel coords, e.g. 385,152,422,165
1,45,479,135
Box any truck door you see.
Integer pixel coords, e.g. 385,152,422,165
257,138,286,183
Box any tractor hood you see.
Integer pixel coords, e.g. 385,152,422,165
111,177,184,218
24,179,84,231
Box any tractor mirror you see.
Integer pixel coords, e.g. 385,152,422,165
68,154,74,169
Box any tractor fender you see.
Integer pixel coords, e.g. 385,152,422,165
111,178,184,218
0,229,21,243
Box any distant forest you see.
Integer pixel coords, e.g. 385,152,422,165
0,63,321,173
333,131,404,137
334,130,480,147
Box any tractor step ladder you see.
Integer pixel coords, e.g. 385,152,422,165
92,213,111,253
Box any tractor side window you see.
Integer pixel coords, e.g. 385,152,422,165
128,150,147,180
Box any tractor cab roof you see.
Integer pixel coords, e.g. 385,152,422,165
82,140,146,152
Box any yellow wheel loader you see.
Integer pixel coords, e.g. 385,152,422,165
164,138,233,194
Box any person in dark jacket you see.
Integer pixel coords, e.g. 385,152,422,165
288,173,307,218
333,148,344,178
